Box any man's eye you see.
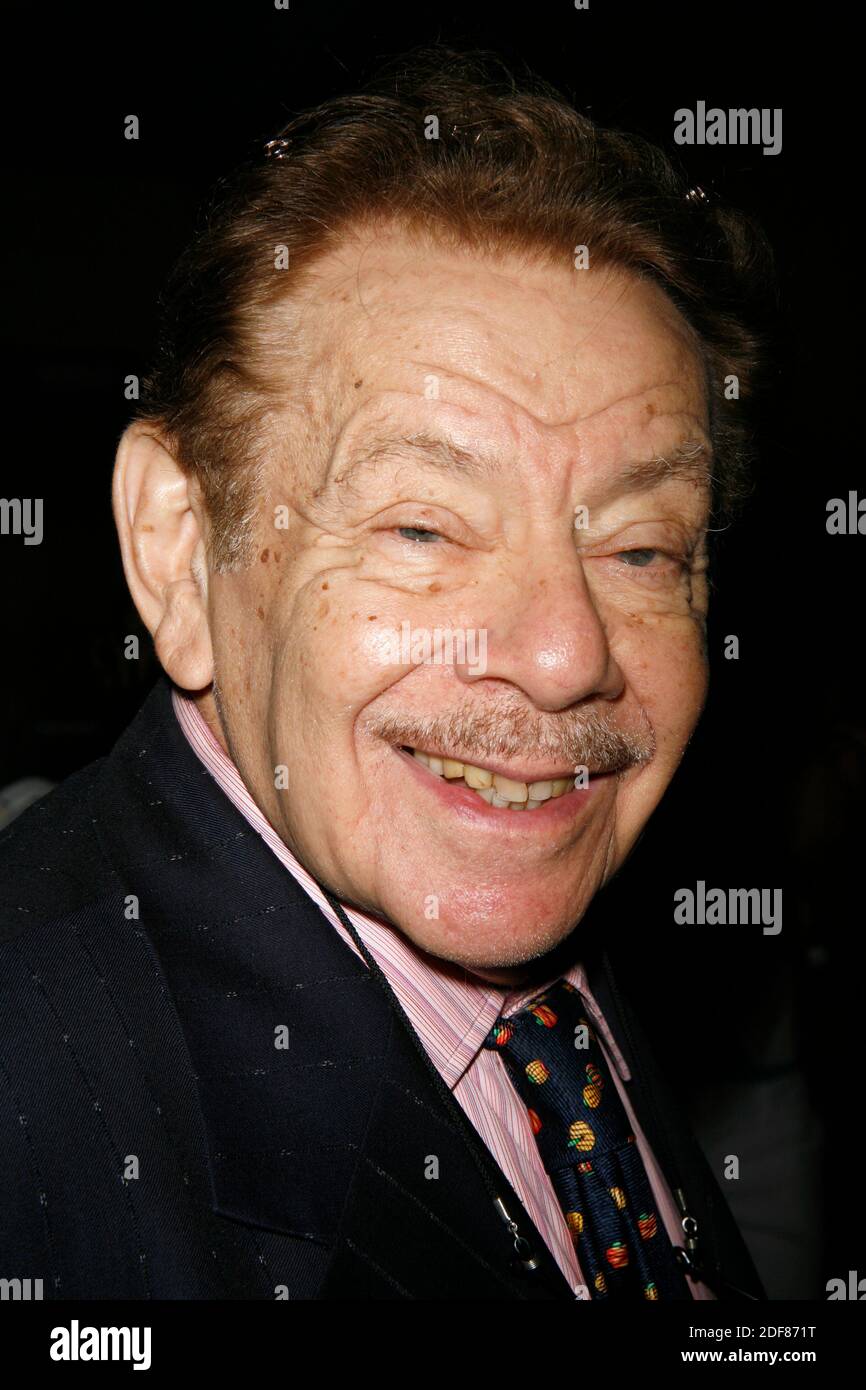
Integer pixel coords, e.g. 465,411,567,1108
616,548,659,567
396,526,443,543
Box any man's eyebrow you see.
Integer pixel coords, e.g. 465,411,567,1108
335,430,502,485
333,430,711,491
613,438,712,494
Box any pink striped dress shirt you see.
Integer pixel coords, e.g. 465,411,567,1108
172,686,713,1300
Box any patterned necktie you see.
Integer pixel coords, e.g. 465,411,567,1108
483,977,691,1301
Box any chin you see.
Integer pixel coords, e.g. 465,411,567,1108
383,891,585,973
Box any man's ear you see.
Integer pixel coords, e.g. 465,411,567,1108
112,422,214,691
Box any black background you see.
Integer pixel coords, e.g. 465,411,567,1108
1,1,860,1299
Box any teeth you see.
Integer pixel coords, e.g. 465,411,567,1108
464,764,493,789
492,774,528,802
408,747,574,810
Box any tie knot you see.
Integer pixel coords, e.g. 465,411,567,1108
483,977,587,1051
482,977,635,1162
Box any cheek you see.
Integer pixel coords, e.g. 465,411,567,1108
615,614,709,743
210,575,269,694
274,577,431,725
209,558,318,731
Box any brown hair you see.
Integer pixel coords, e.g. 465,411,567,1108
134,46,775,570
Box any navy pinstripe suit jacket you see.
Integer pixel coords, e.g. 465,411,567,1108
0,677,765,1300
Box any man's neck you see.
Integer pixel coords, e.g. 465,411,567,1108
190,686,231,755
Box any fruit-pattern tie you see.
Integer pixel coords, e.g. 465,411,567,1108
483,978,691,1300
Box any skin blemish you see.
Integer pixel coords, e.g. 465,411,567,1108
428,581,442,593
261,548,269,563
646,402,656,416
318,600,330,618
354,379,363,389
367,614,377,620
257,606,264,620
321,581,329,590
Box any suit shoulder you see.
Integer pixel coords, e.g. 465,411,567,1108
0,757,119,944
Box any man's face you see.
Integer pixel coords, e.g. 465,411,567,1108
204,227,711,974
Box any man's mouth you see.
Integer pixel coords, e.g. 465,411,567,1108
400,746,578,810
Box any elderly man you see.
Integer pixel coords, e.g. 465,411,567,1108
0,51,770,1301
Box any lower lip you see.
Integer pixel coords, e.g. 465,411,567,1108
392,746,607,832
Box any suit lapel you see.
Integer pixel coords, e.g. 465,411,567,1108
316,950,575,1300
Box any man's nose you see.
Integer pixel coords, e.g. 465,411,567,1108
456,555,624,712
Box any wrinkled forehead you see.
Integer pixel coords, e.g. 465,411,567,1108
275,229,710,486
